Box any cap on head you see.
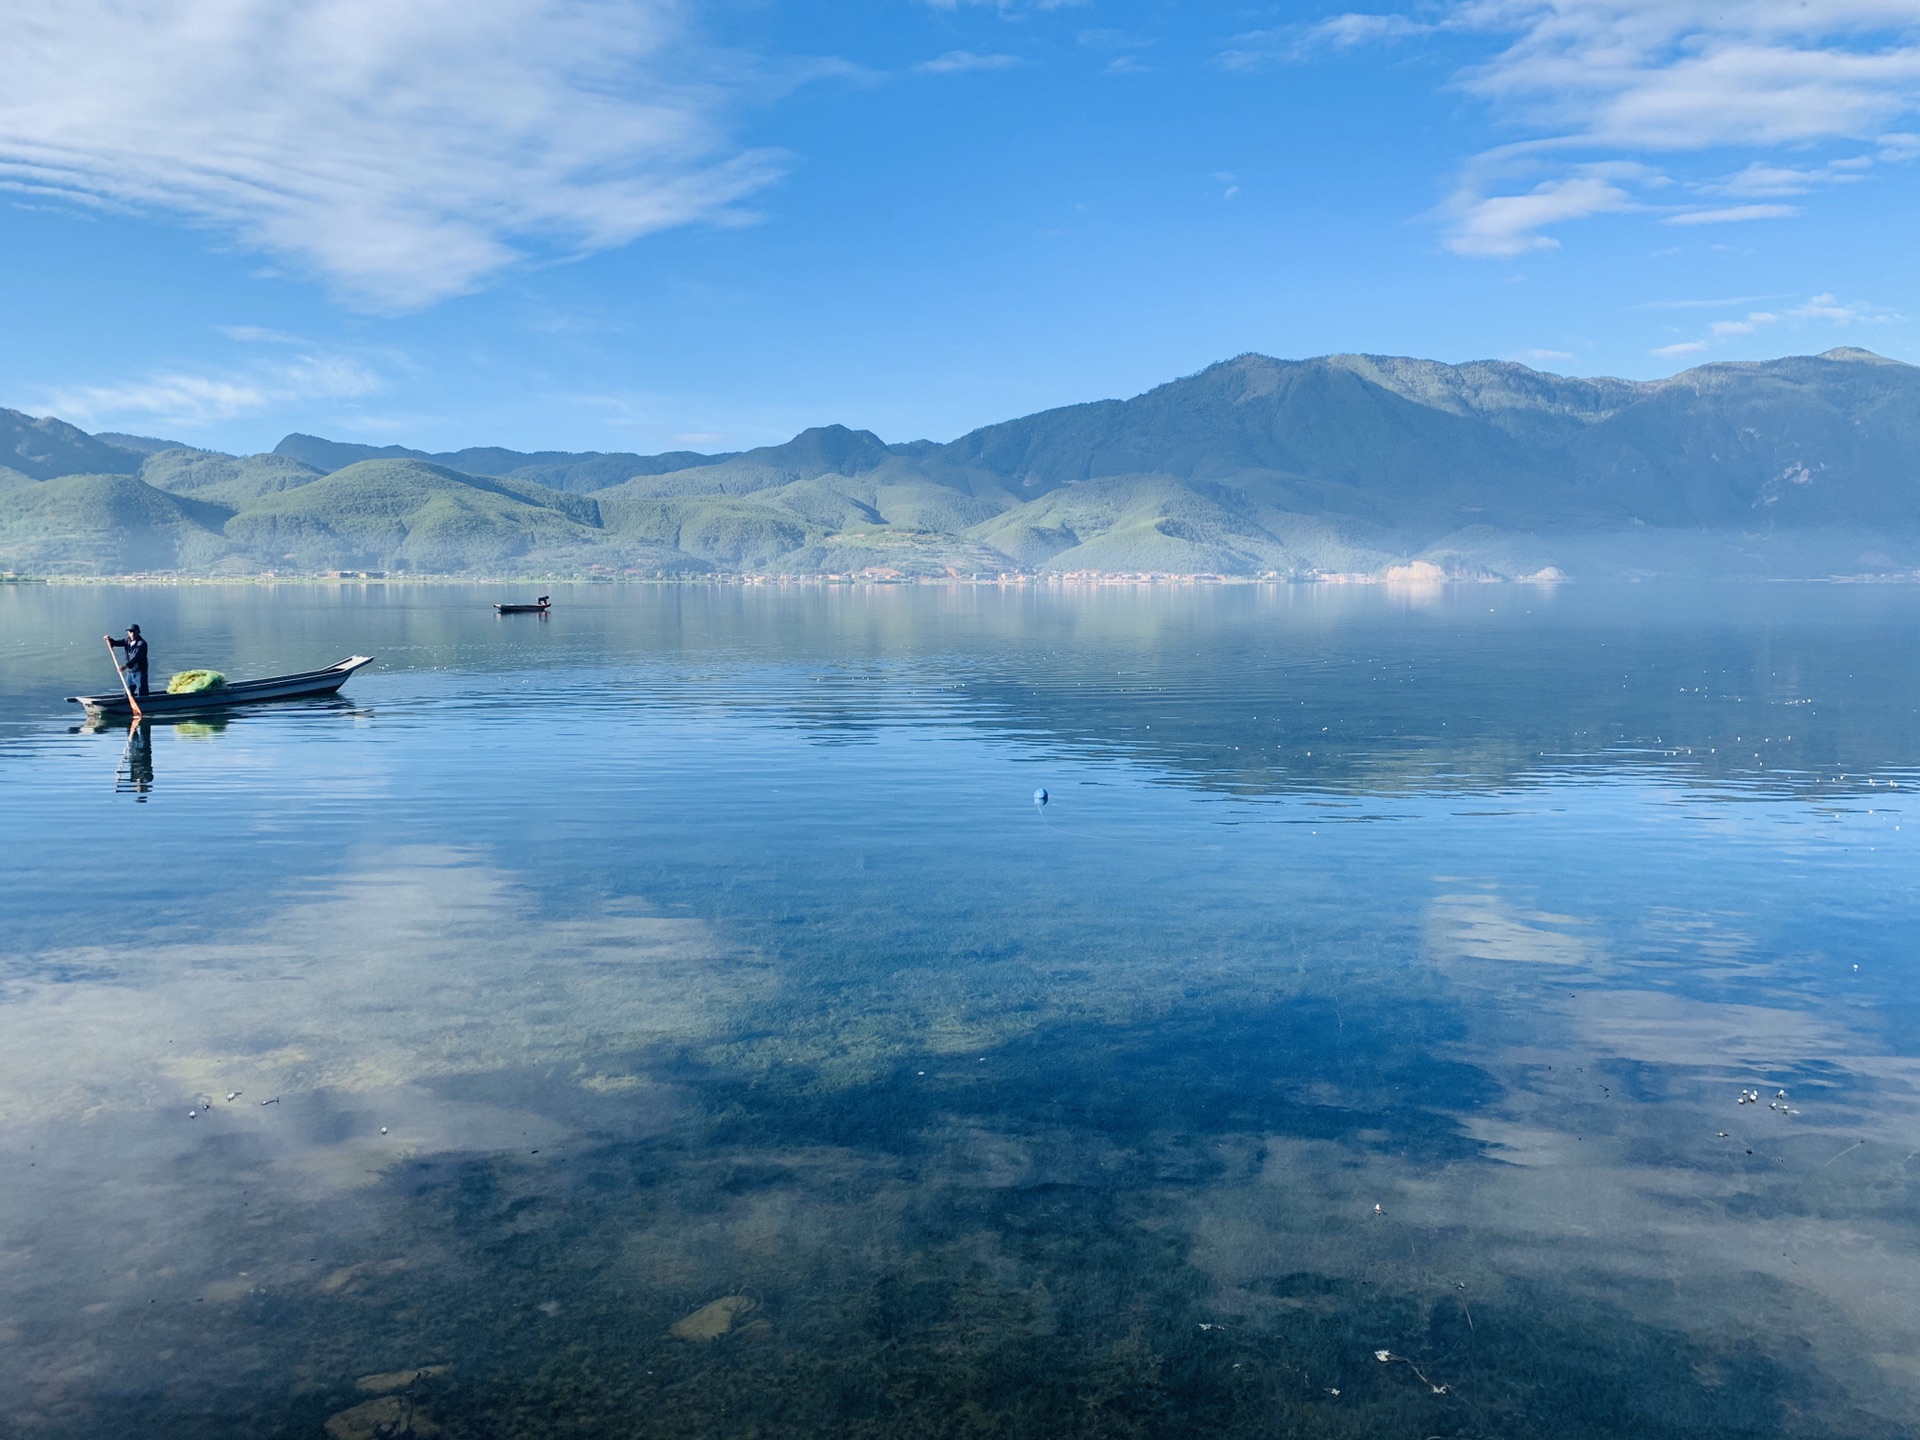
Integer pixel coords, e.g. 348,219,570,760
127,623,141,635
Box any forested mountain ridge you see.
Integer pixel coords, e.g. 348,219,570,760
4,348,1917,578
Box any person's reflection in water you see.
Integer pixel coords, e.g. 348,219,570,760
118,720,153,799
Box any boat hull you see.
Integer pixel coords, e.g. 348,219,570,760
494,604,550,614
68,656,374,718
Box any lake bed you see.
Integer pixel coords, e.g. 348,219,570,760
2,581,1917,1438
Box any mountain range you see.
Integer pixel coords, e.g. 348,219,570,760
5,347,1918,579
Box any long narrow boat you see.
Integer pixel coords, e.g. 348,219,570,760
494,602,551,615
68,655,374,719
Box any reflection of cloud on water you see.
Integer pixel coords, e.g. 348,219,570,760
0,849,767,1411
1426,888,1603,967
0,847,757,1127
1376,883,1920,1420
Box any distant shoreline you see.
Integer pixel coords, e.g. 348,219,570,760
12,570,1920,588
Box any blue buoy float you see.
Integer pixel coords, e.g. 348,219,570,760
1033,788,1048,806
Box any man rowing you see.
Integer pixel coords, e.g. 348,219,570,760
106,623,150,698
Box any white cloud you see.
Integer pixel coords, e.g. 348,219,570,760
1702,159,1871,196
1443,173,1638,257
1786,292,1900,325
216,325,301,345
1664,203,1802,225
46,353,383,430
1289,3,1920,255
919,0,1086,11
1635,294,1791,309
1456,1,1920,149
1516,348,1576,362
0,0,789,311
1646,291,1901,360
915,50,1024,74
1219,13,1431,69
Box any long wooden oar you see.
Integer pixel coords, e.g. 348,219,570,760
105,635,142,719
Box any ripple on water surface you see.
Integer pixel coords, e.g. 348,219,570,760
0,581,1917,1438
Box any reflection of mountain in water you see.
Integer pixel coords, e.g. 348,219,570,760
738,586,1920,799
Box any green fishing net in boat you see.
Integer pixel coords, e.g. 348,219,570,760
166,669,227,695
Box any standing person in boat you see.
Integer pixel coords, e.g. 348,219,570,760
105,623,150,698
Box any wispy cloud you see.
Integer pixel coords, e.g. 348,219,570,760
1664,203,1802,225
1701,158,1871,196
914,50,1024,74
1516,348,1576,363
1443,172,1639,257
1219,13,1431,70
46,352,383,430
0,0,789,311
1634,293,1793,310
920,0,1087,12
1709,310,1780,336
1646,292,1903,360
1265,3,1920,255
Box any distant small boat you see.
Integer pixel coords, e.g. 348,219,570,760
494,597,552,614
68,656,374,719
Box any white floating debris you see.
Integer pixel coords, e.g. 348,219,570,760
1375,1350,1391,1363
380,1127,388,1135
1372,1204,1383,1216
188,1111,197,1119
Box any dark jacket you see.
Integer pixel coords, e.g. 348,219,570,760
113,634,149,672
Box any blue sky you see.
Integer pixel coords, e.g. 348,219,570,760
2,1,1917,455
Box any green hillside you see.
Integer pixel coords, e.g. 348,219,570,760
2,408,142,480
0,473,227,573
221,459,691,573
4,348,1918,577
141,448,325,505
271,433,733,494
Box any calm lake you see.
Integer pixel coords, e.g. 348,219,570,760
2,581,1918,1439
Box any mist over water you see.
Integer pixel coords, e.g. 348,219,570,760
2,581,1917,1438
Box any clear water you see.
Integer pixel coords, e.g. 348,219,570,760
2,581,1918,1439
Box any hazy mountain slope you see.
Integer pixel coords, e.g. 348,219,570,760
271,434,734,493
94,431,201,456
5,347,1918,577
596,491,811,568
599,425,900,500
222,459,657,572
1,408,143,480
927,348,1920,538
141,449,325,505
1561,350,1920,528
0,473,227,573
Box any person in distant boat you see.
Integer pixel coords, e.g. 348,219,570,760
106,623,150,697
537,595,550,606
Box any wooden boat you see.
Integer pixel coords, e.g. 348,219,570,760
494,601,551,614
68,655,374,719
